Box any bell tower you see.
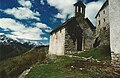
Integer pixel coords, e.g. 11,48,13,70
74,0,86,17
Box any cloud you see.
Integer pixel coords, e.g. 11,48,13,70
47,0,105,25
0,18,25,31
33,22,52,32
47,0,77,22
11,27,45,40
3,7,40,21
0,18,47,40
18,0,32,8
0,33,4,35
85,0,105,25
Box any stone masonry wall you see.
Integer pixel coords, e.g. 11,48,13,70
96,3,109,36
65,16,94,53
64,18,82,53
94,1,110,47
76,16,93,51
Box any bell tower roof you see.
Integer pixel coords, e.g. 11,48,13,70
74,0,86,17
74,0,86,8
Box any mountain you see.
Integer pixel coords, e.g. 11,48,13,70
0,34,44,61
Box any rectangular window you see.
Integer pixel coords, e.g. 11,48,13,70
103,27,106,30
103,10,105,14
99,20,100,25
104,18,105,22
99,14,100,17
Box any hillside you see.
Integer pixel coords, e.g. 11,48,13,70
0,34,43,61
0,46,120,78
26,47,120,78
26,55,119,78
0,46,48,78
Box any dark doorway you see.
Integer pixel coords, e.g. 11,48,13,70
77,35,82,51
93,37,101,48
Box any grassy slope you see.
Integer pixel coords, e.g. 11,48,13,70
26,56,91,78
0,47,47,78
77,47,111,61
26,47,115,78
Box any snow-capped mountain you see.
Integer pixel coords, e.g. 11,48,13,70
0,34,46,61
0,34,44,46
0,34,17,44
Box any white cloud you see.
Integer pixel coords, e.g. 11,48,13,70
11,27,45,40
34,22,52,32
3,7,40,20
40,0,45,5
35,22,50,28
47,0,77,22
85,0,105,25
18,0,32,8
0,18,47,40
0,18,25,31
0,33,4,35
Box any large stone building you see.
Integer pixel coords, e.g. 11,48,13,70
109,0,120,67
94,0,120,67
49,1,95,55
94,0,110,47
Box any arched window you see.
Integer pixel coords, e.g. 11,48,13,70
77,6,79,12
81,7,83,13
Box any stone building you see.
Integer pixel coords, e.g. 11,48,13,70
94,0,110,47
109,0,120,67
49,1,95,55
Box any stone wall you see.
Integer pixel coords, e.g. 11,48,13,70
94,1,110,47
76,16,94,51
65,16,94,53
111,52,120,68
96,3,109,36
83,20,94,50
64,18,82,53
109,0,120,67
49,28,65,55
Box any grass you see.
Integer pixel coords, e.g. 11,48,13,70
77,45,111,61
26,56,115,78
0,46,114,78
26,46,114,78
26,56,86,78
0,47,47,78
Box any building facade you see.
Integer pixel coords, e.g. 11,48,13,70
94,0,110,47
49,1,95,55
109,0,120,67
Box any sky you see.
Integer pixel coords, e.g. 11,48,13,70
0,0,105,45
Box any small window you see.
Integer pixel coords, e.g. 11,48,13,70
104,18,105,22
99,20,100,25
103,27,106,30
81,7,82,13
103,10,105,14
99,14,100,17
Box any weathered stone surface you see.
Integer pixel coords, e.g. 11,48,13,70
109,0,120,67
49,28,65,55
111,52,120,68
94,0,110,47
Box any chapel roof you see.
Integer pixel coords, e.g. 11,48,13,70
50,17,95,34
